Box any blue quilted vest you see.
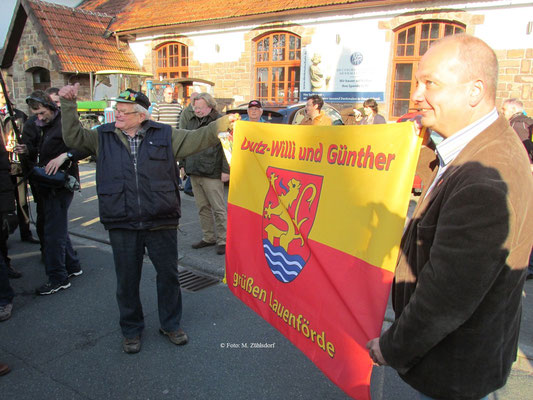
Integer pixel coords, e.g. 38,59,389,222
95,121,180,230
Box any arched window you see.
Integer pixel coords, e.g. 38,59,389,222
254,32,301,104
390,21,465,119
155,42,189,80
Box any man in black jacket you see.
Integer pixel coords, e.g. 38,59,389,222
20,87,61,252
15,91,85,295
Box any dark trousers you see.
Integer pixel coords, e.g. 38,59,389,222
42,188,80,283
0,215,13,306
0,213,10,268
108,228,182,338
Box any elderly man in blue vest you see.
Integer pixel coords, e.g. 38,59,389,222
59,84,236,354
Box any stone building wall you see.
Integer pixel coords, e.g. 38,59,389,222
7,17,91,112
495,48,533,116
144,23,315,111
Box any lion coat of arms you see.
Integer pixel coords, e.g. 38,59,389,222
262,167,323,283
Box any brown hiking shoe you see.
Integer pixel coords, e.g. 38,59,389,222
159,328,189,345
122,336,141,354
0,363,11,376
191,240,216,249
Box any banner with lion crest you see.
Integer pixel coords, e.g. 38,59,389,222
226,120,422,399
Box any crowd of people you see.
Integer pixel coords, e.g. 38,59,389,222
0,34,532,400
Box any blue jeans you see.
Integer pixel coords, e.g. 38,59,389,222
42,188,80,283
108,228,182,338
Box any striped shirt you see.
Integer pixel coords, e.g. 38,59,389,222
425,108,498,197
151,102,183,128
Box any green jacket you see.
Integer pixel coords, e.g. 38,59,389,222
60,98,230,161
178,103,195,130
181,107,229,179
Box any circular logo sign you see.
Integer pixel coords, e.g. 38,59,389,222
350,52,363,66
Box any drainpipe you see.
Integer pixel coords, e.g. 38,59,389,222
89,71,93,100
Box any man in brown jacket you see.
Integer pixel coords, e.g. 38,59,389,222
367,34,533,399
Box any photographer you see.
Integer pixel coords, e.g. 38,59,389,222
15,90,86,295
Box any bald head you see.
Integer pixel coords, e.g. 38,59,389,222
411,34,499,137
431,34,498,102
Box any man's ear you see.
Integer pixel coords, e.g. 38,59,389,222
469,80,485,107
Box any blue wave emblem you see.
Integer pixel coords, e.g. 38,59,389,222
263,239,306,283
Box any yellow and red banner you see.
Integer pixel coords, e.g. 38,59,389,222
226,120,422,399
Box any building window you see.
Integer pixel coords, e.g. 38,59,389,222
155,42,189,80
254,32,301,104
30,67,51,91
390,21,465,119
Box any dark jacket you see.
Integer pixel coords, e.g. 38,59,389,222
25,111,86,181
61,96,231,225
509,112,533,160
182,108,229,178
96,121,180,230
21,115,40,166
380,116,533,400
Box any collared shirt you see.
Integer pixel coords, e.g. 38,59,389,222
425,108,498,197
121,127,146,165
300,110,332,126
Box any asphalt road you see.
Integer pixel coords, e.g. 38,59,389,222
1,160,530,399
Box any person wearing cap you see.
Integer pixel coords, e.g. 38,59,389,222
299,94,332,126
14,90,85,295
242,100,268,123
59,84,236,354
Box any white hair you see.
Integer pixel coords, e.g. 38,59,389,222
133,103,151,119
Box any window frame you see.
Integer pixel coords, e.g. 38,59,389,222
389,21,465,119
254,31,301,105
155,42,189,80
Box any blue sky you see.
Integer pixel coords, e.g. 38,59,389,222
1,0,80,49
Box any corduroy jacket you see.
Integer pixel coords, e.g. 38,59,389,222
380,115,533,400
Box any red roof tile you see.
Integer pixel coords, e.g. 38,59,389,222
27,0,140,73
77,0,133,17
78,0,390,33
